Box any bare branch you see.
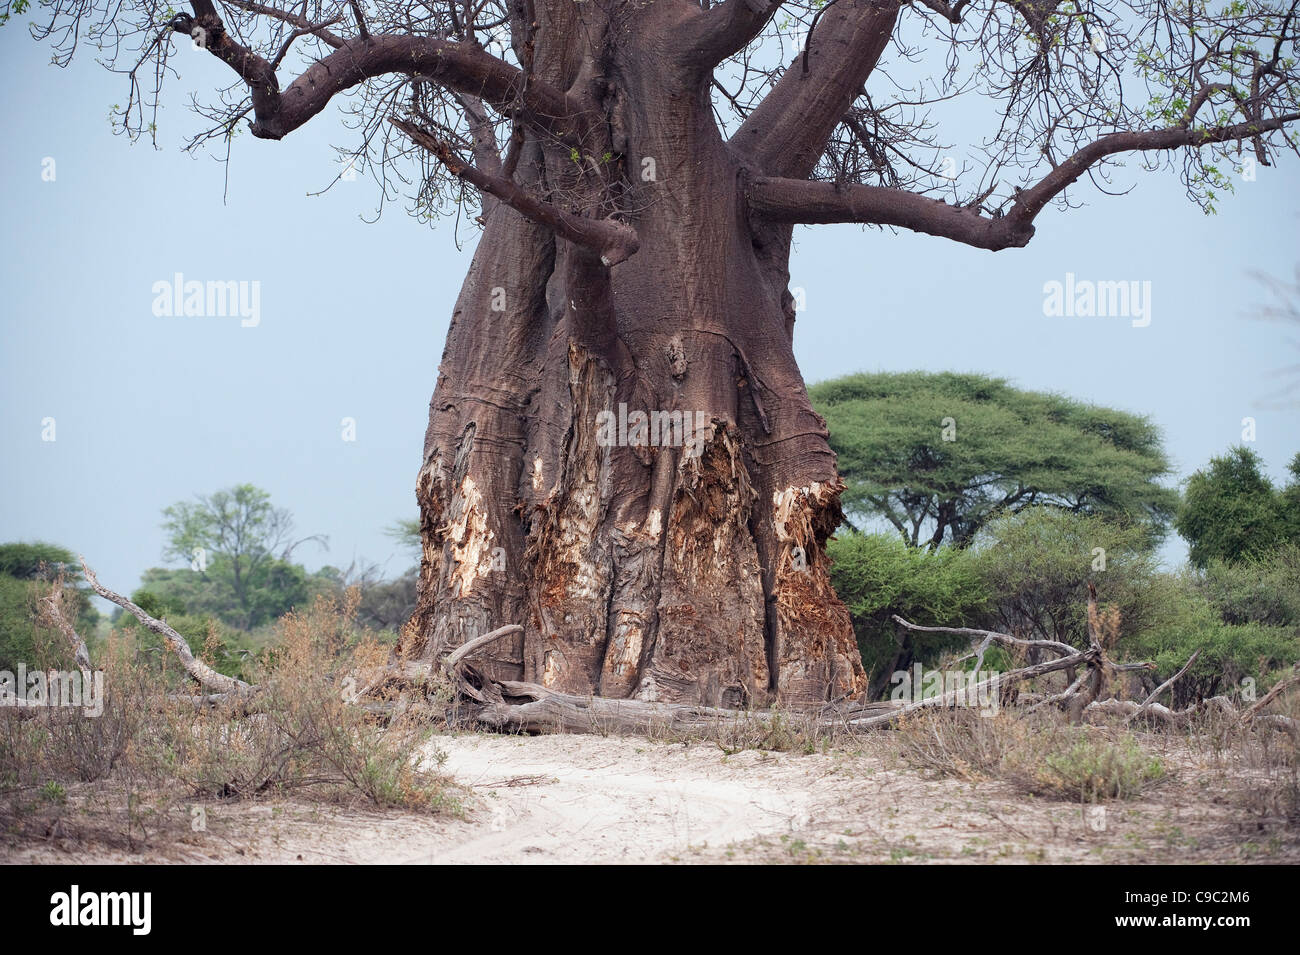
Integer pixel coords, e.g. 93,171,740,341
37,587,92,671
80,558,252,697
749,113,1300,250
169,7,576,145
1126,649,1200,723
390,116,640,265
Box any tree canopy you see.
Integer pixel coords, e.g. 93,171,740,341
810,371,1177,548
158,484,327,630
1176,446,1300,566
0,541,80,581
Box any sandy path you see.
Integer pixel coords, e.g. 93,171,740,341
406,734,819,864
12,731,1293,864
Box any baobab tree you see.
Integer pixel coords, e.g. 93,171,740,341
23,0,1300,707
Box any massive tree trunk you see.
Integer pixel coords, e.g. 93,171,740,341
394,1,876,707
112,0,1291,713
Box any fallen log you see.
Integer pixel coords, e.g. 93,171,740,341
79,558,251,697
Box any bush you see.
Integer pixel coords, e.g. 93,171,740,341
1103,556,1300,706
971,508,1169,648
0,574,41,672
1035,732,1165,801
828,532,989,695
1198,543,1300,627
896,709,1165,802
1127,610,1298,706
2,591,460,854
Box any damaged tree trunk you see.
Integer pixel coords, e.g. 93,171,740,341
394,2,874,707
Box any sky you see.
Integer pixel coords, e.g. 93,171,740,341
1,12,1298,604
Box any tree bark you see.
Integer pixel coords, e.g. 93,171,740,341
394,1,871,706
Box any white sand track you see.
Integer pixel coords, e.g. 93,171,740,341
406,733,818,864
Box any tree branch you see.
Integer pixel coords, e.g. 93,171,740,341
1126,649,1200,723
676,0,785,72
79,558,252,697
1007,114,1300,229
730,0,899,179
223,0,345,48
747,113,1300,250
37,587,92,671
390,116,640,265
747,175,1036,250
170,5,577,145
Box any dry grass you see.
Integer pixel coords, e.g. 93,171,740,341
0,591,460,857
1182,692,1300,824
892,699,1299,815
895,708,1169,801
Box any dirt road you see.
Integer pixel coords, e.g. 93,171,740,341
406,733,821,863
11,730,1294,864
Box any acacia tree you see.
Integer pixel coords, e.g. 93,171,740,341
23,0,1300,706
812,372,1177,548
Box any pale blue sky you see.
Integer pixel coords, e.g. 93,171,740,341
2,19,1298,601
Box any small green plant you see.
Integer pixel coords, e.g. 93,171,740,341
40,780,67,804
1036,732,1165,801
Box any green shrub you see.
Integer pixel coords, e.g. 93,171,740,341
0,574,41,672
971,509,1166,648
897,710,1165,802
1128,613,1298,706
828,532,989,695
1035,732,1165,802
1198,543,1300,627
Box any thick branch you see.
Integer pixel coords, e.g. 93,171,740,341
747,176,1036,250
172,8,576,144
444,624,524,668
676,0,784,72
390,116,640,265
730,0,899,179
749,113,1300,250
